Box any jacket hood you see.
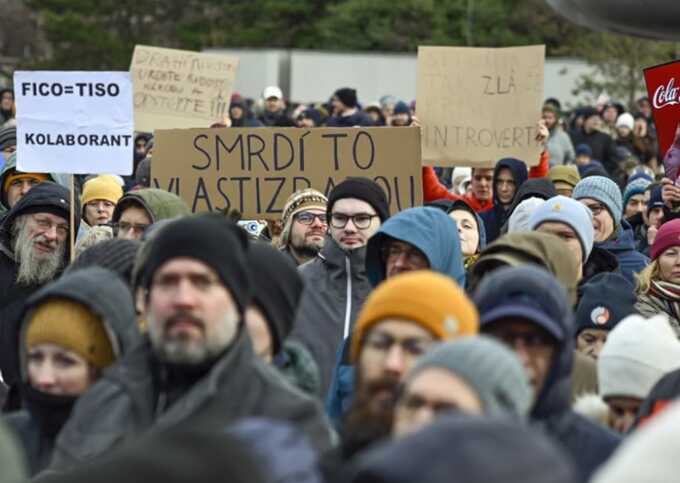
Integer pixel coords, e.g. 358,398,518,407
492,158,528,206
0,153,58,213
426,199,487,251
112,188,190,224
366,207,465,287
18,267,140,380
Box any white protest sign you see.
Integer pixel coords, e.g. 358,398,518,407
14,71,134,175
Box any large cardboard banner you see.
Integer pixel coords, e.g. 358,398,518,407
417,45,545,168
152,127,423,218
14,70,134,174
130,45,239,132
644,60,680,180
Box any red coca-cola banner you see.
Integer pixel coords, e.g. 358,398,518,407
644,60,680,165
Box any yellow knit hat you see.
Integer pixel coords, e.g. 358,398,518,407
25,298,116,370
351,271,479,362
3,172,49,194
81,176,124,208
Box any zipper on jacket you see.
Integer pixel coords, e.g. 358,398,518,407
343,255,352,340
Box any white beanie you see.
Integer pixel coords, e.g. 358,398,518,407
616,112,635,131
508,197,545,233
598,314,680,400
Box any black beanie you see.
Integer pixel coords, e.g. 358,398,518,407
575,272,637,336
139,214,250,314
247,242,303,355
327,177,390,222
334,88,358,109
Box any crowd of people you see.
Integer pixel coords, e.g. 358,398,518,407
0,82,680,483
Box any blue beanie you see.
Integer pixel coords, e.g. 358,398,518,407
573,176,623,224
623,178,652,209
393,101,410,115
528,195,594,261
575,272,637,336
647,185,664,214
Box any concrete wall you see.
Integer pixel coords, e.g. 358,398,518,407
208,47,596,108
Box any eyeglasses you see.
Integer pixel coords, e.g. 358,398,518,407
381,242,427,265
295,212,327,225
32,215,69,238
330,212,378,229
111,222,149,236
584,202,606,216
363,332,433,358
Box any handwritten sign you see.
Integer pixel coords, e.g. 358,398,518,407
417,45,545,167
130,45,239,131
152,127,423,219
14,70,134,174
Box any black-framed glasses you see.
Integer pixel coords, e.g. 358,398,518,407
330,212,378,229
295,212,327,225
583,202,606,216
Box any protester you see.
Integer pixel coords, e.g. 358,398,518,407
475,265,620,482
110,188,190,240
347,414,578,483
326,88,373,127
277,188,328,266
573,176,649,283
389,101,411,127
258,86,293,127
80,176,123,227
570,108,619,180
622,177,652,221
339,271,478,460
364,103,386,126
392,335,532,438
67,238,141,293
598,314,680,434
291,178,388,394
0,89,13,126
73,226,113,257
245,242,320,396
427,199,486,269
574,273,637,360
479,158,528,243
636,219,680,335
543,103,575,166
0,153,53,215
365,206,465,287
637,184,664,253
0,182,77,397
3,267,139,475
549,165,581,197
296,107,323,128
48,215,333,471
229,99,263,127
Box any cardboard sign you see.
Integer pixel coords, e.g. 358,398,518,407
644,60,680,179
417,45,545,167
130,45,238,132
152,127,423,218
14,71,134,175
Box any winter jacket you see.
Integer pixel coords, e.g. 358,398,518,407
581,246,620,290
275,340,322,398
365,206,466,287
48,328,334,472
570,129,619,179
325,111,374,128
546,126,576,166
290,237,372,396
636,291,680,336
0,182,78,393
479,158,528,244
4,267,140,475
111,188,190,225
258,110,294,127
596,221,649,284
421,150,550,209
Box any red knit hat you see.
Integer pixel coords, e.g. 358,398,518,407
651,219,680,260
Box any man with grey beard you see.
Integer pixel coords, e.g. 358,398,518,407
0,181,75,404
48,214,334,472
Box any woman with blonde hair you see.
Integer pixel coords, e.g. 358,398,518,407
636,219,680,336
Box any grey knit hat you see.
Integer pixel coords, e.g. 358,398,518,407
405,335,533,418
572,176,623,224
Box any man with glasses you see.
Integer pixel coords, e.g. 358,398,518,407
573,176,649,283
110,188,189,241
291,177,389,395
0,152,52,217
0,181,76,399
277,188,328,266
49,215,333,471
475,265,620,482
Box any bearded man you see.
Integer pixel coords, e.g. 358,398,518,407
278,189,328,266
0,181,76,399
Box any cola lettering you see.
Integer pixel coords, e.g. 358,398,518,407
653,78,680,109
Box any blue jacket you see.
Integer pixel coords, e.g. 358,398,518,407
480,158,528,243
365,206,466,287
596,220,649,284
325,111,374,127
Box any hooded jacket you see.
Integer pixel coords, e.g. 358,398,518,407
290,237,372,396
0,182,78,391
596,220,649,284
426,199,487,252
111,188,190,225
48,328,334,472
0,153,58,215
480,158,528,243
365,207,466,287
476,267,620,483
4,267,140,475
